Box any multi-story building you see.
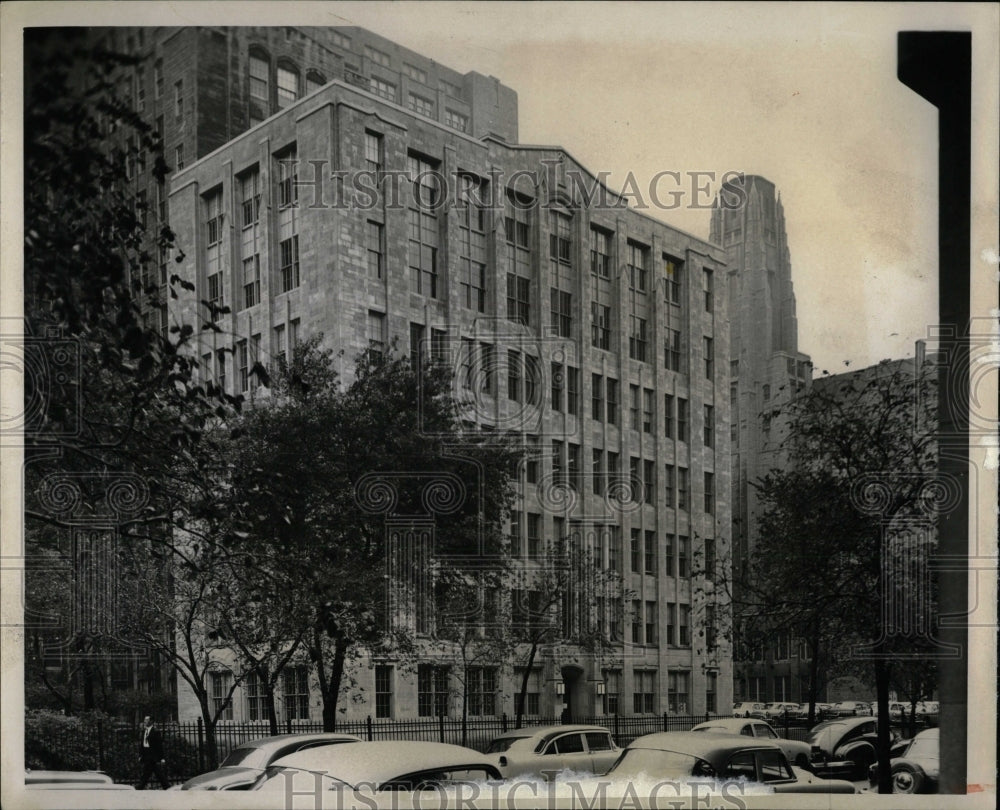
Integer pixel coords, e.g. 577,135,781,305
109,25,732,725
710,175,814,703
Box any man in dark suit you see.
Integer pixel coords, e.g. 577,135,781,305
137,715,170,789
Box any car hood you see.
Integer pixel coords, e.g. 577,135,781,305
181,766,262,790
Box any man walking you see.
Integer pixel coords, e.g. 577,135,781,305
137,715,170,789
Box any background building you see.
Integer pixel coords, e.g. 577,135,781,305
158,25,733,725
710,175,814,703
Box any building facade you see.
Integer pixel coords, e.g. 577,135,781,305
710,176,814,703
110,25,733,725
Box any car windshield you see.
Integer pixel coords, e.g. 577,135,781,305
907,738,938,759
611,749,714,779
485,737,528,754
808,722,849,748
256,766,350,791
220,745,269,770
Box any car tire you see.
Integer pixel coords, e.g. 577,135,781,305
890,762,925,794
794,753,812,771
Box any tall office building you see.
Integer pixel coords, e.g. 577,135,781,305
711,175,813,703
100,25,733,724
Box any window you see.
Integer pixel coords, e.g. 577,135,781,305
289,318,300,353
592,449,603,495
704,404,715,448
607,453,619,503
409,323,426,370
630,456,641,503
507,275,530,324
154,59,163,100
369,76,396,101
630,385,640,430
375,665,393,718
479,343,495,394
664,255,682,304
668,672,690,714
665,534,675,577
551,362,564,412
526,513,541,558
704,337,714,379
706,672,718,714
174,143,184,171
633,670,656,713
664,394,674,438
445,109,468,132
417,665,449,717
237,340,249,393
566,366,580,417
704,472,715,514
440,78,462,97
408,154,440,298
276,64,299,108
704,538,716,582
678,467,689,511
277,149,300,292
603,670,621,715
524,356,540,405
506,350,523,402
644,531,656,575
631,598,642,642
703,268,714,312
526,436,539,484
677,398,689,442
643,389,654,433
367,311,386,360
274,324,286,366
665,329,682,372
645,600,657,645
367,220,384,278
643,460,655,504
245,671,265,721
403,62,427,83
460,338,474,390
283,666,310,720
249,52,269,124
551,440,564,486
365,45,391,67
240,168,262,309
249,334,261,391
549,211,572,266
457,174,487,312
629,316,648,362
467,668,497,716
630,530,641,573
591,302,611,350
211,672,233,721
306,70,326,94
550,288,572,338
208,271,223,309
364,131,383,176
678,535,690,577
679,604,691,646
591,228,611,277
173,79,183,119
514,669,541,716
664,465,675,508
408,93,434,117
509,510,522,556
627,242,648,292
608,524,621,573
215,349,227,393
505,190,532,285
606,379,618,426
591,374,604,421
706,605,717,650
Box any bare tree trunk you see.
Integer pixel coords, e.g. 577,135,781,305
515,641,539,730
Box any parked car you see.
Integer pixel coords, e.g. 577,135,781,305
25,770,135,790
808,717,897,779
915,701,940,725
761,702,800,720
830,700,873,717
870,701,908,721
253,741,501,792
690,718,813,769
484,724,620,778
180,732,361,790
606,732,856,793
789,703,834,721
868,728,938,794
732,702,766,718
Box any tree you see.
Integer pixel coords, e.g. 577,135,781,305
227,339,522,730
748,358,939,792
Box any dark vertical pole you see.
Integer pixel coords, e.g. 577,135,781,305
196,717,204,774
366,715,373,741
439,711,445,743
898,30,971,795
97,719,104,772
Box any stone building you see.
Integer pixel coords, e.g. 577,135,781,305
109,25,733,725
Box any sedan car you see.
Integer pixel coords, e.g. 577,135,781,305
808,717,897,779
25,770,135,790
732,702,766,718
868,727,938,793
484,725,620,778
830,700,873,717
606,732,856,793
690,718,813,769
253,741,500,792
180,732,361,790
761,702,800,721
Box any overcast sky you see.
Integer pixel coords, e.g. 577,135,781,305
7,2,998,373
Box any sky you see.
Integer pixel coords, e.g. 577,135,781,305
4,1,998,373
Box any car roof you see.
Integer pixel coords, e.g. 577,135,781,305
692,719,763,731
233,732,361,752
25,770,114,785
626,731,782,760
269,741,494,787
490,725,613,744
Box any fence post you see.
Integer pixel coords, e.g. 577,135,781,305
502,713,508,733
439,712,445,743
287,715,292,735
196,717,204,774
614,713,620,744
663,712,669,732
705,712,710,724
366,716,373,741
96,719,105,772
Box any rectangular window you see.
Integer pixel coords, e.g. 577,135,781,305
525,436,539,484
274,324,287,367
277,66,298,108
331,31,351,49
408,154,440,298
174,79,183,120
460,338,474,390
704,538,716,582
174,143,184,171
668,671,690,714
365,45,391,67
367,310,386,360
526,512,541,559
679,604,691,646
664,465,675,508
479,343,495,394
444,109,468,132
678,468,689,511
514,669,541,717
239,168,261,308
665,603,676,645
630,385,640,431
704,472,715,514
591,373,604,421
704,404,715,448
630,530,641,573
679,535,690,578
706,605,717,650
417,665,449,717
664,255,682,304
665,329,682,372
458,174,487,312
216,349,227,393
677,399,689,442
277,150,300,293
507,350,522,402
643,460,655,504
375,665,393,718
608,525,621,573
550,288,572,338
551,362,564,412
603,670,621,715
629,316,648,362
467,667,498,716
645,600,658,646
367,220,384,278
630,456,641,503
633,670,656,714
706,672,718,714
591,302,611,350
631,598,642,642
409,322,426,370
704,337,714,379
245,671,265,721
509,510,522,556
627,242,648,292
408,93,434,117
664,394,674,438
249,334,261,391
568,443,581,492
364,131,383,175
403,63,427,83
524,356,540,405
505,190,532,288
249,54,269,123
507,274,530,324
211,672,233,721
591,228,611,277
551,440,564,486
368,75,396,101
592,449,603,495
643,389,654,433
606,379,618,426
283,666,310,721
237,340,249,393
703,268,714,312
644,531,656,575
289,318,300,352
665,534,675,578
566,366,579,416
